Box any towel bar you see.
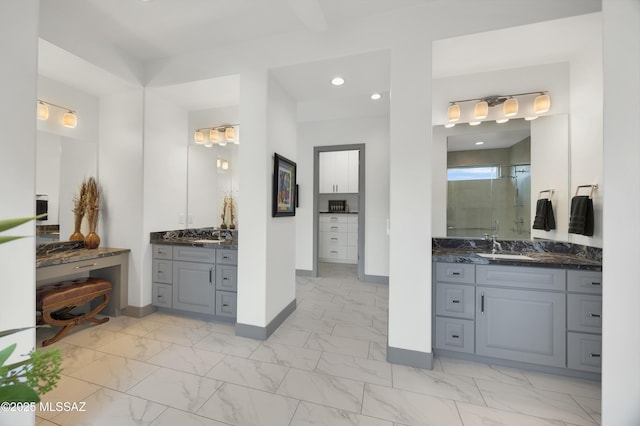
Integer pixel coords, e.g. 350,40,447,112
574,184,598,199
538,189,554,199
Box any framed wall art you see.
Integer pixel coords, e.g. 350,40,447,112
272,153,297,217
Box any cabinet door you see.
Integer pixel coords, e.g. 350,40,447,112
172,261,215,314
347,150,359,193
216,265,238,292
333,151,350,193
319,151,335,193
476,287,566,367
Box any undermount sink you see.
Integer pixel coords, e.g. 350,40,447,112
193,239,222,244
476,253,534,260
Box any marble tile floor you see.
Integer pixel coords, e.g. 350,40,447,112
35,262,601,426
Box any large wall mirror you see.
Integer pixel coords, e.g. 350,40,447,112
446,121,530,239
433,115,569,241
35,131,97,243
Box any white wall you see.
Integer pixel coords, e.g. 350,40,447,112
142,90,189,306
530,115,570,241
296,116,390,276
602,0,640,423
0,1,38,425
237,68,269,327
266,76,297,320
99,89,145,307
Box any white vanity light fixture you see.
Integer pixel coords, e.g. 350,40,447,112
37,99,77,128
209,129,220,143
37,101,49,120
534,93,551,114
331,76,345,86
194,131,205,144
474,101,489,120
445,91,550,125
62,111,77,128
194,124,239,147
502,97,518,117
224,126,235,141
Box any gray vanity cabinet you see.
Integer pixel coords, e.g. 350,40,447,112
172,261,215,314
434,262,601,376
151,244,238,320
475,286,566,367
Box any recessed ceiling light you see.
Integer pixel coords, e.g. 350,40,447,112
370,93,382,100
475,141,484,145
331,77,345,86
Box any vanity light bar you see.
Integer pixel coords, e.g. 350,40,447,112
193,124,239,147
446,91,550,126
37,99,78,128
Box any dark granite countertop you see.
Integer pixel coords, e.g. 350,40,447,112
37,245,130,268
319,211,358,214
151,237,238,250
150,228,238,249
432,238,602,271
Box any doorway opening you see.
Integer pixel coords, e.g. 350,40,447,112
312,144,365,281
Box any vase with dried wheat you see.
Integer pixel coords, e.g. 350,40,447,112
69,179,88,241
84,177,101,249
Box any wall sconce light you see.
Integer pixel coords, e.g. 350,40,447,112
37,102,49,120
503,97,518,117
217,157,230,171
474,101,489,120
37,99,78,128
445,91,550,126
193,124,239,147
534,93,551,114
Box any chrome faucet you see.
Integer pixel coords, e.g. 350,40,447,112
491,235,502,254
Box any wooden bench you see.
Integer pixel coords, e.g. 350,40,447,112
36,277,112,346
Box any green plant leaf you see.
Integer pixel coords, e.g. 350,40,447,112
0,236,23,244
0,216,40,233
0,344,17,366
0,327,35,339
0,383,40,402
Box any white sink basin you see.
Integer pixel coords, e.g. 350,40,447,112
477,253,534,260
193,239,222,244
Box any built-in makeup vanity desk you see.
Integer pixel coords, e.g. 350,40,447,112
36,243,130,316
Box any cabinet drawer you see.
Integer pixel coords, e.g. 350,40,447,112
320,222,348,233
153,245,173,260
568,332,601,373
567,270,602,294
435,263,475,284
321,232,347,247
320,245,347,260
152,259,173,284
319,214,349,224
152,283,172,308
567,294,602,333
216,265,238,292
476,265,565,291
435,283,474,319
435,317,474,354
173,246,216,263
216,249,238,265
216,291,237,318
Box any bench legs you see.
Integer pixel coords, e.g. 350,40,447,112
40,290,111,347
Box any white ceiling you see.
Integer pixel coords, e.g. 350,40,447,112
39,0,425,63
